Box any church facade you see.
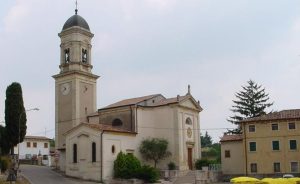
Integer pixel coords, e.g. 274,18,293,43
53,10,202,182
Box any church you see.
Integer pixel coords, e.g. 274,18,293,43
53,8,202,182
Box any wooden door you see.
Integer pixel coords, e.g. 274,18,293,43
188,148,193,170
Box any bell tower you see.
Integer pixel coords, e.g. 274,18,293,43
53,8,99,164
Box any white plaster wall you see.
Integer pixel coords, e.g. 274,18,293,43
221,141,245,175
135,99,201,170
65,126,101,181
14,139,50,159
102,133,137,181
135,106,177,169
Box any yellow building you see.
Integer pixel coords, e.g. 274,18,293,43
221,109,300,178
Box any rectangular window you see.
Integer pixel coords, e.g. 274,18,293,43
288,122,296,130
44,143,48,148
291,162,299,173
290,140,297,150
271,123,278,130
249,142,256,152
27,142,31,148
272,141,280,151
92,142,96,162
250,163,257,173
42,155,48,160
225,150,230,158
249,125,255,132
73,144,77,163
25,154,32,159
33,142,37,148
274,162,281,172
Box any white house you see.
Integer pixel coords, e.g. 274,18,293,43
14,136,52,166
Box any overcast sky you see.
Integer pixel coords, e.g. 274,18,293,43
0,0,300,142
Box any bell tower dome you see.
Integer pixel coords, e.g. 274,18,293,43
58,9,94,73
53,8,99,161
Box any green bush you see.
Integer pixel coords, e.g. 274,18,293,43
167,162,176,170
0,156,10,173
195,158,217,170
113,152,141,179
137,165,159,183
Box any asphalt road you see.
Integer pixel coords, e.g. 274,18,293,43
20,165,98,184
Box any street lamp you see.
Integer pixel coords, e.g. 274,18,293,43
18,108,39,166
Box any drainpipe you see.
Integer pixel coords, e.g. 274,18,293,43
130,106,133,131
243,123,248,176
135,105,138,133
100,131,104,182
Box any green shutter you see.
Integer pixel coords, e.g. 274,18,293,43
272,141,280,150
249,142,256,151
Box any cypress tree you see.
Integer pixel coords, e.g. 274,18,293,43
5,82,26,154
228,80,273,133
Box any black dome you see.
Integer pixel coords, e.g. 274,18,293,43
62,14,90,31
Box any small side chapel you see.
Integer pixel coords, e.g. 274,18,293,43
53,9,203,182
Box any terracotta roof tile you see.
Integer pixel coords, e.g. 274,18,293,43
241,109,300,123
25,136,52,140
64,122,137,135
84,123,134,133
220,134,243,142
103,94,161,109
150,95,186,106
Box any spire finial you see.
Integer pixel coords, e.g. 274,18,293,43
187,84,191,95
75,0,78,14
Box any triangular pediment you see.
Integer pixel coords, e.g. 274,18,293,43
179,96,203,111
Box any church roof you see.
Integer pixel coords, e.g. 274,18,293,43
151,95,187,106
240,109,300,123
103,94,161,109
64,123,136,135
62,13,90,31
101,93,202,111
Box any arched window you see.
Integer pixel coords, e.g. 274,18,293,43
92,142,96,162
112,118,123,126
64,48,70,63
112,145,116,154
73,144,77,163
82,49,88,63
186,117,192,125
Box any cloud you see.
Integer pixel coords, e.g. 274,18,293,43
3,0,30,33
145,0,176,12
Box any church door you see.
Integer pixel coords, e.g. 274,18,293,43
188,148,193,170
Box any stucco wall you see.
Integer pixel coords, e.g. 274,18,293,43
135,99,201,170
99,106,135,131
243,120,300,174
65,126,101,181
221,140,245,175
14,139,50,159
102,132,137,181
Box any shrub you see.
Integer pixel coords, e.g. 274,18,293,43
137,165,159,183
195,158,217,170
113,152,141,179
167,162,176,170
0,156,11,173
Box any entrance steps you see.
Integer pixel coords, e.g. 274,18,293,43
173,171,196,184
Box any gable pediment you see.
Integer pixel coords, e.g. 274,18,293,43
179,97,202,111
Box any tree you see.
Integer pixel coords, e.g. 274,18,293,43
201,131,213,147
0,126,10,155
228,80,273,133
5,82,26,154
139,138,171,168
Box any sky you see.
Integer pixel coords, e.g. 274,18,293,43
0,0,300,142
